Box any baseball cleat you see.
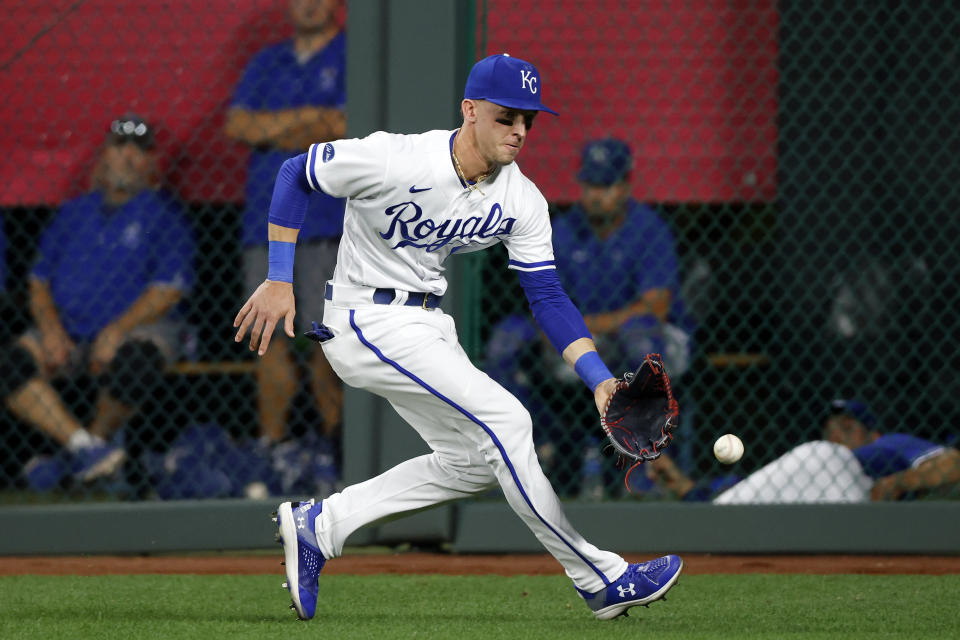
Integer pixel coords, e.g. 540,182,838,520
275,499,326,620
580,555,683,620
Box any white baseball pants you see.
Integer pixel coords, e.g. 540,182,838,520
310,293,627,592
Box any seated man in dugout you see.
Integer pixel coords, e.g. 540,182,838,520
647,398,960,503
0,114,195,488
485,137,695,498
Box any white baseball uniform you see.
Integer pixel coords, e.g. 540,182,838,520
299,128,627,592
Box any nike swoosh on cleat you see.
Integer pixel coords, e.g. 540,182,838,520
409,185,432,193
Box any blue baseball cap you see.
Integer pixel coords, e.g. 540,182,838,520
828,398,876,429
577,138,633,186
464,54,558,115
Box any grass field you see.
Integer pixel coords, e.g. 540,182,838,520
2,573,959,639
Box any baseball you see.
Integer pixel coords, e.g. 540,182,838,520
713,434,744,464
244,481,269,500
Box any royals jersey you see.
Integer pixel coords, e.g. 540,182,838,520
304,129,555,295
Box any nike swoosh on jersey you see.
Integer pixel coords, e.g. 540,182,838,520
409,185,432,193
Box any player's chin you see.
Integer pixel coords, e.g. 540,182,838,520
499,145,522,164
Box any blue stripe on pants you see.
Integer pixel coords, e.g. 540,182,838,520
349,309,610,586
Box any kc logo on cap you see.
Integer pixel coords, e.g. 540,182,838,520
464,54,558,115
520,69,538,94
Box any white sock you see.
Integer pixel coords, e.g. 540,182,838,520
66,429,104,452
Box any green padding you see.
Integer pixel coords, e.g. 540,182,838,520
0,500,279,555
453,502,960,554
3,500,956,555
0,499,452,555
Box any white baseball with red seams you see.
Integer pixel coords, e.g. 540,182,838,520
713,433,745,464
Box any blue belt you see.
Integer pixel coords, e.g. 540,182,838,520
324,283,443,310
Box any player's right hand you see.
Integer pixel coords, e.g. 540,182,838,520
233,280,296,356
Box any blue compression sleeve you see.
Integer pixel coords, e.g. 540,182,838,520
518,269,613,389
516,269,591,354
267,154,314,230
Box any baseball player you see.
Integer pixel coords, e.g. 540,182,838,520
234,53,683,621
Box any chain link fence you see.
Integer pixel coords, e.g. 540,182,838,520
473,0,960,501
1,0,343,502
0,1,958,506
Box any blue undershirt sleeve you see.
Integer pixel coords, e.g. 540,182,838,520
517,269,591,354
266,153,316,231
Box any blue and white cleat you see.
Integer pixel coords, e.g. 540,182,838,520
580,555,683,620
275,499,326,620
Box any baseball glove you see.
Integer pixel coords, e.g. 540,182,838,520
600,353,679,490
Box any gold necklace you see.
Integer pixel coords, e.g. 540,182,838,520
452,144,490,194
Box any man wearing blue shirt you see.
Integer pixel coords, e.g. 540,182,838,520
1,115,195,484
225,0,346,464
823,399,960,501
648,398,960,502
485,138,693,497
551,138,692,378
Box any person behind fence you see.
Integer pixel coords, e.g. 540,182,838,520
647,398,960,503
0,114,195,486
225,0,346,486
485,137,694,498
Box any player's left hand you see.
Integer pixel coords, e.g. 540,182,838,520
234,280,296,355
599,354,679,491
592,377,619,415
